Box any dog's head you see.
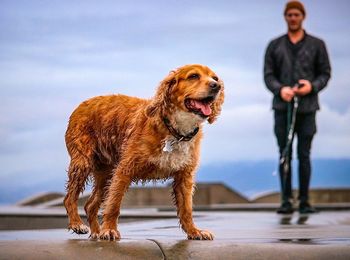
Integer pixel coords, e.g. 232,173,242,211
147,64,224,124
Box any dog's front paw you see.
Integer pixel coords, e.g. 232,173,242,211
89,226,101,240
68,223,90,234
99,228,121,241
89,232,99,240
187,229,214,240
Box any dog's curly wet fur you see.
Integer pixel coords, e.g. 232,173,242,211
64,64,224,240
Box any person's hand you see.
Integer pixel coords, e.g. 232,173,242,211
280,86,295,102
293,79,312,96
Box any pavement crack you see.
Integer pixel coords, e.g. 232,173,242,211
148,239,167,260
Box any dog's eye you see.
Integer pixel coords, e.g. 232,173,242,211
212,76,219,81
188,73,200,80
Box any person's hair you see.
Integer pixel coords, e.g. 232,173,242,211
284,1,306,17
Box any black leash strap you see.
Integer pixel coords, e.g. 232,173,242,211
280,95,299,171
279,83,303,201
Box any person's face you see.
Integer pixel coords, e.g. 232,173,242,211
285,8,304,32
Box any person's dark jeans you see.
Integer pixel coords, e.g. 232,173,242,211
274,110,316,203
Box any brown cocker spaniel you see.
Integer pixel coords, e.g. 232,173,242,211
64,64,225,240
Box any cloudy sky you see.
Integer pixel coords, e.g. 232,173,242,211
1,0,349,191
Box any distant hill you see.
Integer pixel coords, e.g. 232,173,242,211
0,159,349,204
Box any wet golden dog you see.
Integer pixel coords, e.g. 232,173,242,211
64,64,224,240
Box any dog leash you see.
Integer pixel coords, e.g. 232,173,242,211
279,83,302,200
280,95,299,172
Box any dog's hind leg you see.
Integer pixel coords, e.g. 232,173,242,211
64,157,92,234
84,169,112,239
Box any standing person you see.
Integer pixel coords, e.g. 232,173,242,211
264,1,331,214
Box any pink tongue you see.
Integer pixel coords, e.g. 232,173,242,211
192,100,212,116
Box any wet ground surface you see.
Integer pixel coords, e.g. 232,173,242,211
1,210,350,259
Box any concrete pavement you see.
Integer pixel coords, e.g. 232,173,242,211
1,209,350,259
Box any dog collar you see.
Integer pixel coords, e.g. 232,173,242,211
162,117,199,142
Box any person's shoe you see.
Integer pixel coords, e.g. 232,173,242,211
276,201,294,214
299,201,318,214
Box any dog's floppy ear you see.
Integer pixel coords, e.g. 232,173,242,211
146,70,177,117
208,80,225,124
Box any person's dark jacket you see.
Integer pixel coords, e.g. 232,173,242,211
264,32,331,113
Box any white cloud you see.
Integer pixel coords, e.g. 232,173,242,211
201,103,350,164
314,105,350,158
201,104,276,163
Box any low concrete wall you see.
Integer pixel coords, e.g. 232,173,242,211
16,185,350,208
193,183,248,205
75,183,249,207
252,188,350,204
17,192,64,206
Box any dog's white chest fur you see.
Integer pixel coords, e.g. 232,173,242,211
149,110,202,178
149,138,193,178
161,139,192,168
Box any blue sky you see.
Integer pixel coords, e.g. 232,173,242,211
0,0,350,192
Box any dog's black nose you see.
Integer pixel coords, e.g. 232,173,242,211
209,81,221,93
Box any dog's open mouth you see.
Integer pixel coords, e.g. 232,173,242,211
185,96,215,117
